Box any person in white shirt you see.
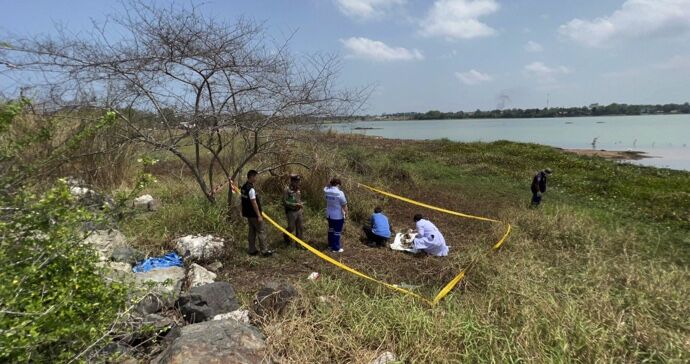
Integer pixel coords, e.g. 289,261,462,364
412,214,448,257
323,178,348,252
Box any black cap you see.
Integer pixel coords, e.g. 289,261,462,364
289,174,301,181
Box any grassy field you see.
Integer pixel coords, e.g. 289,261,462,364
119,133,689,363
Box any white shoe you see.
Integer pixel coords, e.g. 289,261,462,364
335,248,344,253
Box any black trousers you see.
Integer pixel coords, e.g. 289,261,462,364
363,227,389,246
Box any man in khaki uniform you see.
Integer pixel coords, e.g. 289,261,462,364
283,174,304,245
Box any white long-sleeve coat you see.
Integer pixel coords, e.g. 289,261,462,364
413,219,449,257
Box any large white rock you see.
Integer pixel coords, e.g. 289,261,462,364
82,229,127,261
187,263,217,288
70,186,96,198
133,194,157,211
175,235,224,261
212,309,250,324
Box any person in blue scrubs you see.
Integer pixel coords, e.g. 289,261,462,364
363,206,392,247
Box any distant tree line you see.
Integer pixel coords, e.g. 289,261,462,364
369,102,690,120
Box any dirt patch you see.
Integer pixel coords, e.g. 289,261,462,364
218,183,510,299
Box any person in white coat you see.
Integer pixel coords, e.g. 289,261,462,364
412,214,448,257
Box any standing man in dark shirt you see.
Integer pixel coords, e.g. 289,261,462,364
531,168,552,206
241,170,272,256
283,174,304,244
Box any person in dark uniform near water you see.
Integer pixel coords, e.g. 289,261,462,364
241,170,273,256
531,168,553,206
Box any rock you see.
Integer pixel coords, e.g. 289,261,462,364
206,261,223,272
69,186,96,198
69,185,114,210
176,282,239,324
136,293,166,315
97,261,134,287
213,310,250,324
142,313,176,334
175,235,224,261
112,244,144,265
152,319,268,364
317,295,338,304
252,281,297,318
133,194,158,211
120,312,176,346
82,229,127,261
187,263,216,288
134,267,185,313
100,342,134,362
370,351,397,364
65,176,86,187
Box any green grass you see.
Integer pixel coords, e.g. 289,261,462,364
120,135,689,363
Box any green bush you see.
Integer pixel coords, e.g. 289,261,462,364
0,100,129,362
0,182,129,362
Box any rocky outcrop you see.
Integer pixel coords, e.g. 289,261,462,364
176,282,239,323
82,229,128,261
252,281,297,319
174,235,224,261
111,244,144,265
212,309,250,324
134,267,185,314
152,319,268,364
186,263,216,288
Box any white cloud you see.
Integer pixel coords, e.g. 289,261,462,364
523,62,571,84
559,0,690,47
455,69,493,85
341,37,424,61
524,40,543,52
335,0,406,19
655,54,690,71
419,0,499,40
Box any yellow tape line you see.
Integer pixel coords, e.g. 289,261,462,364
261,212,434,305
357,183,512,304
260,183,512,306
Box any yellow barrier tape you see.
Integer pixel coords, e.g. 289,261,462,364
259,182,511,306
261,212,434,305
356,183,512,303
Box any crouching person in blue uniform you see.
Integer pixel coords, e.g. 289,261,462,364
412,214,448,257
363,206,391,248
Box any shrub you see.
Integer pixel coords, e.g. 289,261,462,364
0,182,129,362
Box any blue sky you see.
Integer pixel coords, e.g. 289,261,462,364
2,0,690,114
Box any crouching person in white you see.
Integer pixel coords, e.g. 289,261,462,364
412,214,449,257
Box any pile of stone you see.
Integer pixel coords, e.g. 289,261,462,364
82,225,292,363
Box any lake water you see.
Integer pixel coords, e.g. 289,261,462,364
329,115,690,171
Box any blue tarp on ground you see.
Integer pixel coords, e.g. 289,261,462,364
132,252,183,273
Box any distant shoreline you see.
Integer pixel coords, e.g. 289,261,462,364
561,148,650,160
324,112,690,123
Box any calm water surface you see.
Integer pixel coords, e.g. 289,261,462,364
330,115,690,171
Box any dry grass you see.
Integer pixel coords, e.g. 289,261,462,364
116,132,689,363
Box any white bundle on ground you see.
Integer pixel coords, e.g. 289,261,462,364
389,232,419,253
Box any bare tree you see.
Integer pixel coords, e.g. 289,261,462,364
1,1,366,215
